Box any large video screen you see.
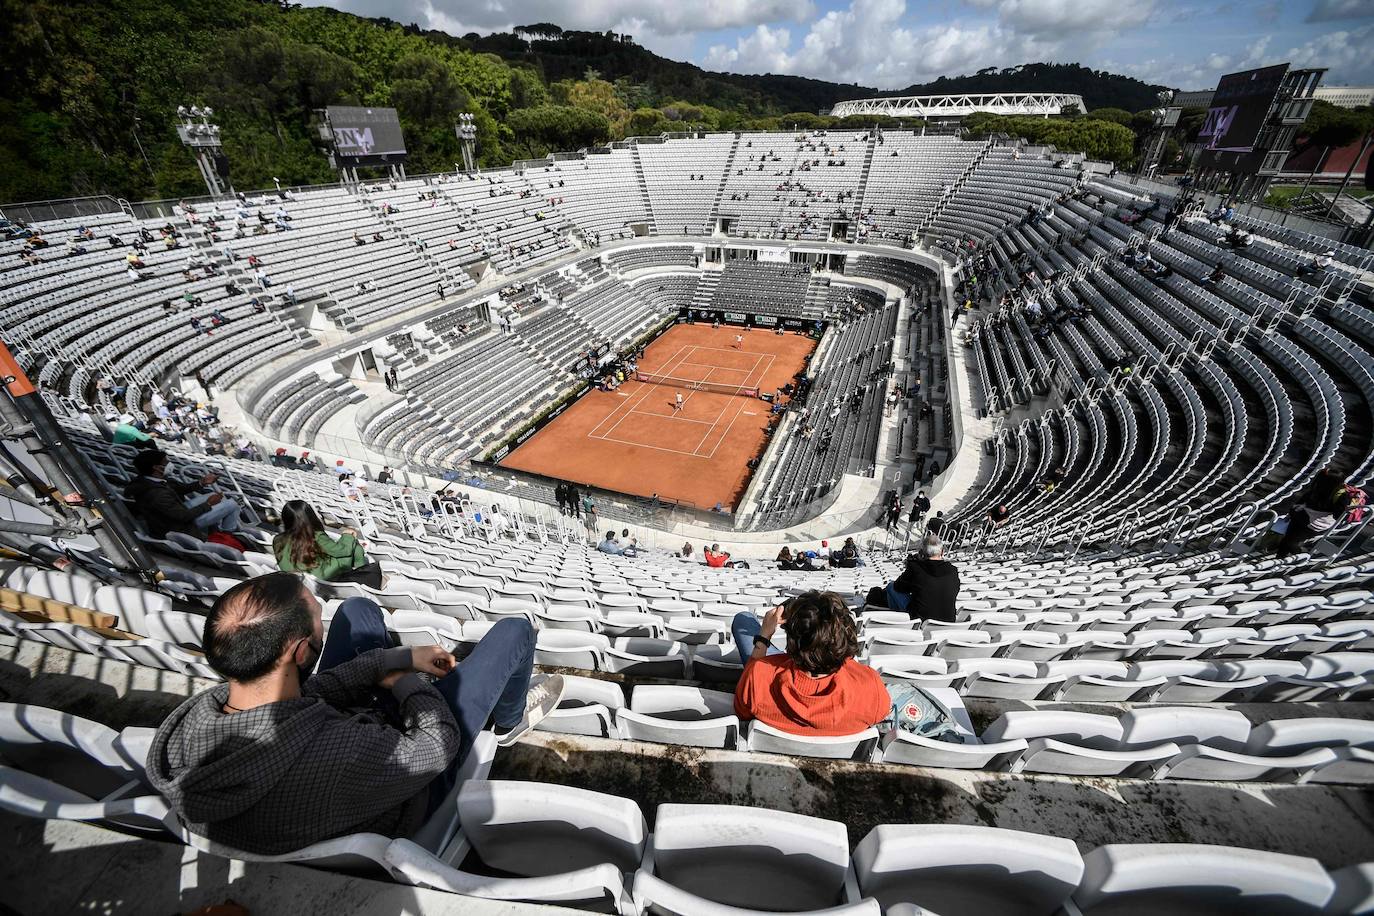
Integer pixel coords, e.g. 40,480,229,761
326,106,407,163
1197,64,1288,154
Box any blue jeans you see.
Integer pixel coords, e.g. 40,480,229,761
187,493,242,531
315,598,535,816
732,612,784,663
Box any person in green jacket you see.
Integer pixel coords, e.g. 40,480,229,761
273,500,377,585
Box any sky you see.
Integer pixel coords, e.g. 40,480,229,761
303,0,1374,93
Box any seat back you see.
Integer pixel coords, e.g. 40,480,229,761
854,823,1085,916
457,779,647,875
652,803,851,910
1073,843,1334,915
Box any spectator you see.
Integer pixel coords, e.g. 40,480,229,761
147,573,565,855
926,510,945,538
107,414,156,450
1275,468,1358,558
123,449,242,539
1202,264,1225,285
1295,250,1334,277
865,537,960,622
704,543,739,568
582,502,598,541
986,504,1011,531
598,530,625,555
377,466,393,485
909,490,931,533
730,592,889,737
679,542,694,560
273,500,381,587
830,536,862,568
775,546,798,570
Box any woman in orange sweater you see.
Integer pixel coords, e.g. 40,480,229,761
732,591,891,737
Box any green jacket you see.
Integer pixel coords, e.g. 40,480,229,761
274,531,367,581
112,423,152,445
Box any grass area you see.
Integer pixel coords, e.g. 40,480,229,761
1264,184,1372,210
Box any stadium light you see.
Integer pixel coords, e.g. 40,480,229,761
175,103,227,198
456,112,478,175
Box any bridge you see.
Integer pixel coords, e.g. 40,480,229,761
829,92,1087,119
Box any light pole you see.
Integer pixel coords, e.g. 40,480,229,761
456,113,477,175
175,105,227,198
131,117,154,179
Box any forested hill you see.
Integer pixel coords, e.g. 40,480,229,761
888,64,1169,114
0,0,1165,205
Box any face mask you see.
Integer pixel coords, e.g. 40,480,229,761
297,635,323,683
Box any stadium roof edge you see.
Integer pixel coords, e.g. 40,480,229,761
829,92,1087,119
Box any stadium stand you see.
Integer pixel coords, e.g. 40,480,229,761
2,127,1373,913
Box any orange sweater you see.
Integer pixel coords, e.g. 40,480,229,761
734,655,891,737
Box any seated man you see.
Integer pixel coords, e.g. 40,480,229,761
147,573,564,855
731,592,890,737
597,530,625,555
123,449,242,539
865,537,960,622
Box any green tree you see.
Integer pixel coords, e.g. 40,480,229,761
507,104,610,158
1090,107,1133,126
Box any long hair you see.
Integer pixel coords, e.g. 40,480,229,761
784,590,859,677
274,500,325,570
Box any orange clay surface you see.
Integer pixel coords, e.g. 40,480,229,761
501,322,816,510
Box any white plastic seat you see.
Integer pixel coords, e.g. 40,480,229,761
854,823,1085,915
0,764,173,835
1130,660,1265,703
483,597,540,625
534,629,609,671
534,606,602,632
1043,660,1150,702
640,803,859,911
1118,707,1252,750
664,616,728,646
983,710,1176,778
0,703,145,801
618,685,739,749
537,674,624,739
879,688,1025,770
868,655,966,691
957,658,1064,700
867,630,938,656
142,609,208,650
599,611,666,639
457,779,646,875
1072,843,1334,915
91,585,172,637
1154,744,1335,782
691,644,744,686
604,637,690,678
1246,718,1374,755
746,721,879,761
646,599,700,623
23,570,97,608
417,591,485,621
385,838,627,909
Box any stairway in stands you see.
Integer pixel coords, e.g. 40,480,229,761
631,144,658,232
916,138,994,238
690,270,721,311
847,132,880,243
708,135,743,230
803,276,832,319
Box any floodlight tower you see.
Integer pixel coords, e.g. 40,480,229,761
175,105,228,197
456,113,478,175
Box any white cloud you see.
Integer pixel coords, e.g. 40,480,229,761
990,0,1158,34
1282,21,1374,82
1305,0,1374,23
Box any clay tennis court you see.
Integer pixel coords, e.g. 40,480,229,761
501,323,816,510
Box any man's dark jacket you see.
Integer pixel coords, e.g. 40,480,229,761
893,555,961,622
124,475,209,538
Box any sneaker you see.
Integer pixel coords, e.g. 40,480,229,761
494,673,565,747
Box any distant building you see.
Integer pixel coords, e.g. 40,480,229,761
1313,86,1374,109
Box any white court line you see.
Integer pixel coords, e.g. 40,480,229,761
697,353,774,459
589,344,691,440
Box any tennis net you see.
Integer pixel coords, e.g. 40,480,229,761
633,371,759,398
